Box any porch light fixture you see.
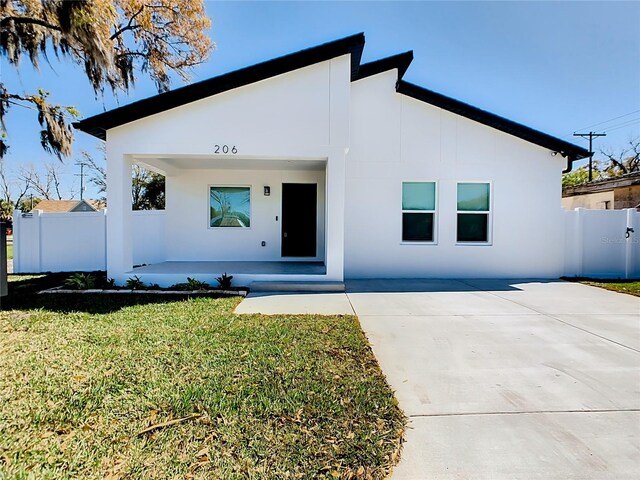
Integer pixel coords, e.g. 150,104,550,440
264,186,271,196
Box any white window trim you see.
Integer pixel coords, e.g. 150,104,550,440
207,184,253,230
455,181,493,246
400,181,438,245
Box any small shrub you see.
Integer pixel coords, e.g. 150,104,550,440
148,283,161,290
64,273,96,290
125,276,146,290
216,273,233,289
186,277,209,290
105,278,116,288
169,277,209,291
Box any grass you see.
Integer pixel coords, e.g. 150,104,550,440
563,276,640,297
0,274,405,479
582,280,640,297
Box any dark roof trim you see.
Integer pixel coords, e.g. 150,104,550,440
74,32,589,168
354,51,413,83
397,81,590,164
74,33,365,140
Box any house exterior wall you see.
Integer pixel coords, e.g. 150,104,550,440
108,61,332,154
165,168,325,262
99,55,582,284
345,71,567,278
105,56,351,284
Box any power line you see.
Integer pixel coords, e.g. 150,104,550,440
606,123,640,134
572,109,640,133
563,109,640,138
601,118,640,134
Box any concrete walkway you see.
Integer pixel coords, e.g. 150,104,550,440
234,291,354,315
235,279,640,479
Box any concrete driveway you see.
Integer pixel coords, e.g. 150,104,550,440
348,279,640,479
236,279,640,478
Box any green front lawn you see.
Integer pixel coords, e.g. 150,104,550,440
0,275,405,479
563,276,640,297
582,280,640,297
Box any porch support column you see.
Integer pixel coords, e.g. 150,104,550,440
325,149,346,282
106,146,133,284
324,54,351,282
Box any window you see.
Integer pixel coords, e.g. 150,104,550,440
402,182,436,242
457,182,491,243
209,186,251,228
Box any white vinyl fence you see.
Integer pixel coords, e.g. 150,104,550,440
564,208,639,279
13,209,166,273
12,208,640,279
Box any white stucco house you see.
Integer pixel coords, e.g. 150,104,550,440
74,33,589,287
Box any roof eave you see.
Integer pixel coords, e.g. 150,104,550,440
396,81,590,166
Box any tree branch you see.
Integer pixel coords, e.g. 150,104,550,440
110,6,146,40
0,16,61,31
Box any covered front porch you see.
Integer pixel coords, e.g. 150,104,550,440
106,152,347,287
79,46,353,289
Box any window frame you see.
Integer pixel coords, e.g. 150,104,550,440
400,181,438,245
455,181,492,245
208,184,253,230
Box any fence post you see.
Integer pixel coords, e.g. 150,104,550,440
625,208,635,280
0,222,7,298
36,210,43,273
575,208,585,277
103,208,108,270
12,210,20,273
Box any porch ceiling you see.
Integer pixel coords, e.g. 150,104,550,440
133,155,327,173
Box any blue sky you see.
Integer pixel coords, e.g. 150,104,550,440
2,1,639,199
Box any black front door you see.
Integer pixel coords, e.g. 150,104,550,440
281,183,317,257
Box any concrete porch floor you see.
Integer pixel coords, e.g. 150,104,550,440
130,261,326,275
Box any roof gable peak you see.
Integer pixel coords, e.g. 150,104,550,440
354,51,414,83
74,33,365,140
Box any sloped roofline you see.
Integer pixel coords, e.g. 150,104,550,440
397,81,589,163
74,33,589,166
354,51,413,82
73,33,366,140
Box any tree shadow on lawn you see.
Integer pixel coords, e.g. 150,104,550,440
1,273,241,314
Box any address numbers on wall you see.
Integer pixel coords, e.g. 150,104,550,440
214,145,238,154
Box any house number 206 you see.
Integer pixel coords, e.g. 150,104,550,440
214,145,237,154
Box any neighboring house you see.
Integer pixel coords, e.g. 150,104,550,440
31,199,100,213
74,33,589,286
562,172,640,210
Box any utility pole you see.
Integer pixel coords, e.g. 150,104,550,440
573,131,606,182
75,162,86,200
